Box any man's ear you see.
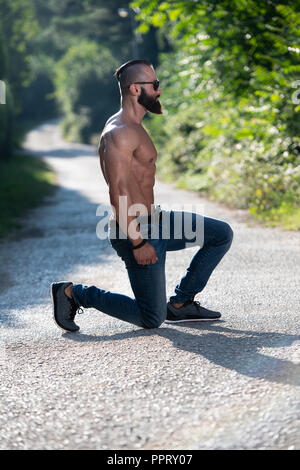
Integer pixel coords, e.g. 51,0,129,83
128,83,139,96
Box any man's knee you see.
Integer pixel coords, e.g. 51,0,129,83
142,318,163,329
140,307,166,329
219,221,234,245
225,222,234,242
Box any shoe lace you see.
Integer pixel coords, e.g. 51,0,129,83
66,296,84,319
186,299,201,310
71,305,84,320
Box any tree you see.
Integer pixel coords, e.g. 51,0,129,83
54,40,119,142
20,0,162,138
0,0,39,159
131,0,300,228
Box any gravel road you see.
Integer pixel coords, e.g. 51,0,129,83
0,120,299,450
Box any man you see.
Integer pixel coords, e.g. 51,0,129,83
50,59,233,332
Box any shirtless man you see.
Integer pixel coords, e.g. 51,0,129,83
51,59,233,332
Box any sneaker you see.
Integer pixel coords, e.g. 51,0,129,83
50,282,83,332
165,299,221,323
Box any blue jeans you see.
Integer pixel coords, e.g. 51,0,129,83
72,210,233,329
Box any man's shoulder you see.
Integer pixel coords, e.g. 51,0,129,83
103,123,141,150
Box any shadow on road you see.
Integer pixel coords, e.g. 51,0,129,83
63,322,300,387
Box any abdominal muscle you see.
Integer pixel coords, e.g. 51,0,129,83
132,161,155,212
101,157,156,220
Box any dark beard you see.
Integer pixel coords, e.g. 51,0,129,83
137,87,162,114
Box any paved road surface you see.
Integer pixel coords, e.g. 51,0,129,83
0,121,299,450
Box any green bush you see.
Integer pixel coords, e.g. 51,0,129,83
0,83,14,160
145,48,300,229
134,0,300,230
0,153,56,238
54,40,119,143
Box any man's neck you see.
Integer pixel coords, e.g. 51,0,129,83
121,97,147,125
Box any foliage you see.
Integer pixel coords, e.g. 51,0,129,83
0,0,39,159
54,40,119,142
0,0,39,106
19,0,162,141
0,153,56,238
132,0,300,229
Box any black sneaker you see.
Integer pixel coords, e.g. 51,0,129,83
165,299,221,323
50,282,83,332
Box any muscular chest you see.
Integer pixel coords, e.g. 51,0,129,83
133,132,157,168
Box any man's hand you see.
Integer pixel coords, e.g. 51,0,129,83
133,241,158,265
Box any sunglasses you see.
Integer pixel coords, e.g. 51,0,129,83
131,79,160,91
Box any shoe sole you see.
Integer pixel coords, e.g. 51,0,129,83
50,282,79,333
165,318,221,323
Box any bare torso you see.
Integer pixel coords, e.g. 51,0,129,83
98,111,157,217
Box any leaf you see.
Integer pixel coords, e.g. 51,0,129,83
158,2,169,11
151,11,167,28
169,9,181,22
137,23,149,34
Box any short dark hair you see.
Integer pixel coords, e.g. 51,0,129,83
114,59,153,83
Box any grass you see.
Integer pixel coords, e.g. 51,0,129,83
0,152,56,238
249,203,300,231
156,165,300,231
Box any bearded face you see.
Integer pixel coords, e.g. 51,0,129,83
137,87,163,115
